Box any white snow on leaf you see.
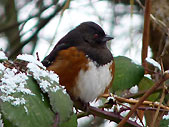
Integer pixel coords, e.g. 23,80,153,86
39,80,51,92
0,113,4,127
0,63,6,75
146,57,161,70
144,74,152,79
17,54,45,68
27,63,67,95
0,67,35,106
129,85,138,94
163,112,169,120
24,106,29,114
11,98,26,106
0,51,7,60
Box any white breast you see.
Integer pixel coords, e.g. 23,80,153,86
75,60,113,102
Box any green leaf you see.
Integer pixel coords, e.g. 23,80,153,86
138,77,160,101
111,56,144,92
0,77,55,127
160,119,169,127
48,89,73,123
60,114,77,127
27,62,74,125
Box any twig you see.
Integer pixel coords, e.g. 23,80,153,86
53,113,59,127
36,52,40,61
151,58,166,127
88,106,142,127
136,0,168,36
0,3,55,34
8,2,66,59
141,0,151,71
151,84,165,127
115,96,169,110
74,101,141,127
124,83,169,99
117,74,169,127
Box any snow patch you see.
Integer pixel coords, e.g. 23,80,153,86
163,112,169,120
144,74,152,79
129,85,138,94
27,63,67,95
24,106,29,114
0,67,35,106
146,58,161,70
0,63,6,75
0,113,4,127
0,51,7,60
17,54,45,68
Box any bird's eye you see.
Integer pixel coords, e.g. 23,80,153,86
94,34,99,38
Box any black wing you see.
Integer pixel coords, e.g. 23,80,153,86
42,43,71,67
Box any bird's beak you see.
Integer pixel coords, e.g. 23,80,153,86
102,35,114,42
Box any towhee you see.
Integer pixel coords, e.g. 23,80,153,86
42,21,115,103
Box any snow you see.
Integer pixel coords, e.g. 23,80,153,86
0,113,4,127
0,67,35,106
0,53,66,107
27,63,59,83
144,74,152,79
27,63,66,94
0,95,26,106
0,63,5,75
17,54,45,68
129,85,138,94
24,106,29,114
164,70,169,75
146,57,161,70
39,80,52,92
0,51,7,60
163,112,169,120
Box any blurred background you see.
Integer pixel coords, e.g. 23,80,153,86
0,0,146,63
0,0,168,126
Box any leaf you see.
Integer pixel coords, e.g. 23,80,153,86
60,114,77,127
138,77,160,101
48,89,73,123
160,119,169,127
0,77,55,127
111,56,144,92
27,62,74,125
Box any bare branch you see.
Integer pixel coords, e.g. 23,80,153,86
8,2,67,59
117,73,169,127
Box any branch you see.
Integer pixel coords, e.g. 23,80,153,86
0,0,58,33
136,0,168,36
8,2,66,59
141,0,151,70
124,83,169,99
115,96,169,110
74,100,141,127
117,73,169,127
88,106,142,127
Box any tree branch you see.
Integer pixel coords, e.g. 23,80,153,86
73,99,141,127
117,73,169,127
0,0,58,34
124,83,169,99
8,2,66,59
141,0,151,70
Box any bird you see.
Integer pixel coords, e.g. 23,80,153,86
42,21,115,104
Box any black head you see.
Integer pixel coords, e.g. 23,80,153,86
75,21,113,46
42,21,114,67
